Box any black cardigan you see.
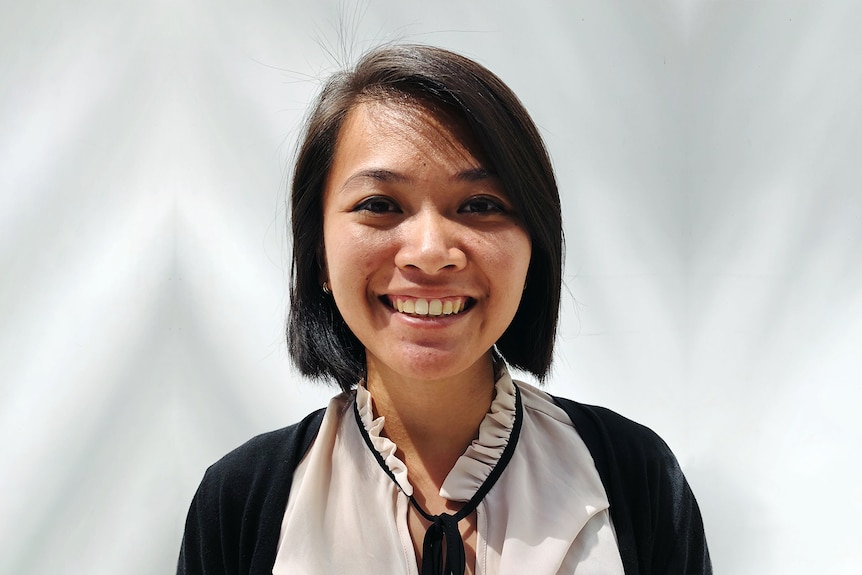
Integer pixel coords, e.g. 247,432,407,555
178,397,712,574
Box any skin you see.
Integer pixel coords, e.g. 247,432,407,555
321,99,532,573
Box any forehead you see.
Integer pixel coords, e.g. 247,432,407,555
332,99,488,171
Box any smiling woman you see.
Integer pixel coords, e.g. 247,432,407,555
323,100,532,389
177,44,712,575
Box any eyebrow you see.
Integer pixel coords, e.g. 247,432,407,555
454,167,494,182
340,167,495,191
343,169,410,187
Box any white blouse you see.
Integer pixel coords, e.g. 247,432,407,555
273,369,624,574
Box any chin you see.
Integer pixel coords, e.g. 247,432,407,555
377,346,492,383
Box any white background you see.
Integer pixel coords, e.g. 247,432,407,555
2,1,860,573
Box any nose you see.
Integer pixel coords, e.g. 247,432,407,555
394,209,467,274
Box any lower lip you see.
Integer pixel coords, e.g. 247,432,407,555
386,305,470,327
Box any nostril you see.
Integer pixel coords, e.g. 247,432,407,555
392,214,467,273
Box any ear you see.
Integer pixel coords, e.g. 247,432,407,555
317,242,328,285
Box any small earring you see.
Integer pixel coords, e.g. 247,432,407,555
322,281,331,294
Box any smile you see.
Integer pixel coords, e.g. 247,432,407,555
385,296,472,317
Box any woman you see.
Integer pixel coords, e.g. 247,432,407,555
178,44,711,575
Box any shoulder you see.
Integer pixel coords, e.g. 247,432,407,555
178,408,326,575
551,397,712,574
556,399,677,466
518,382,673,465
200,407,326,499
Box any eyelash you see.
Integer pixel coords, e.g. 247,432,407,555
352,195,507,215
459,196,506,214
353,197,400,214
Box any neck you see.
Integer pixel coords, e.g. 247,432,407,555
364,354,497,487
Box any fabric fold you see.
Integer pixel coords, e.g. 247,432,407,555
440,371,517,501
355,384,413,496
354,368,519,503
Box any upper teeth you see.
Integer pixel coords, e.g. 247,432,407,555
394,297,465,316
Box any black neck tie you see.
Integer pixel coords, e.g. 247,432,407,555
354,386,523,575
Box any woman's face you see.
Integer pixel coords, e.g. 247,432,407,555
321,100,531,384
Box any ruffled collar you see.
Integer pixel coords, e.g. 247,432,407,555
354,367,519,502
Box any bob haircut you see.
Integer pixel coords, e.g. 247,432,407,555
288,44,562,392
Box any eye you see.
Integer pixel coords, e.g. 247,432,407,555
459,196,506,214
353,196,400,214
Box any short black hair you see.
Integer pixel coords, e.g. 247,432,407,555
288,44,562,392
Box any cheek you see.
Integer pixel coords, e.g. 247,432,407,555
468,228,531,307
490,229,532,276
323,226,393,289
501,231,532,304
